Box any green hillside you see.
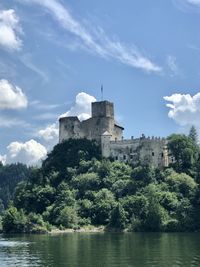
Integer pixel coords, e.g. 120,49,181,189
2,134,200,233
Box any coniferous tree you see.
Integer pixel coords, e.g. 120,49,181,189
189,126,198,144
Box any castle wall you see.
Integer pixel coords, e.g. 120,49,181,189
59,117,85,143
113,125,123,141
59,101,123,144
105,137,168,168
59,100,169,168
81,116,118,142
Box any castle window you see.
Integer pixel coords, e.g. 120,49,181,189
130,155,133,160
123,155,126,160
115,156,118,160
152,152,155,156
161,152,164,158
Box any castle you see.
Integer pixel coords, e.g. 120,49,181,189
59,100,169,168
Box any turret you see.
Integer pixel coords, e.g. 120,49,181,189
101,131,112,158
59,116,81,143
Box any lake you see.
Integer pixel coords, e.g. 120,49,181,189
0,233,199,266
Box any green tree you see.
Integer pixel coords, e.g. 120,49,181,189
71,173,101,197
42,138,101,175
56,206,78,228
92,189,116,225
189,125,198,144
78,199,93,219
109,204,128,229
168,134,198,173
120,195,149,222
142,185,169,231
2,206,27,233
165,171,197,199
0,163,30,207
131,165,155,189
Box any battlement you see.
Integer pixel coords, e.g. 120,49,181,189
110,135,166,145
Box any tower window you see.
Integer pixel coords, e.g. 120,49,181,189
152,152,155,156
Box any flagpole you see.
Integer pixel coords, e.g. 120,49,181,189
101,85,103,101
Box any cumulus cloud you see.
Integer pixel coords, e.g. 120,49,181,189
37,123,59,150
5,139,47,166
22,0,161,73
60,92,96,121
0,9,22,50
38,123,59,141
36,92,95,151
0,79,28,109
164,92,200,128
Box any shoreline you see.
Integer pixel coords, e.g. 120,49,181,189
49,226,105,234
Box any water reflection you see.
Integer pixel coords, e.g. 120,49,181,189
0,233,199,266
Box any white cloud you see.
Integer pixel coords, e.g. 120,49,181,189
36,92,95,151
164,92,200,128
60,92,96,121
23,0,161,73
187,0,200,6
0,79,28,109
0,9,22,50
5,139,47,166
38,123,59,141
37,123,59,150
0,154,6,165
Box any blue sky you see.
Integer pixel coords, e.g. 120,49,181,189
1,0,200,165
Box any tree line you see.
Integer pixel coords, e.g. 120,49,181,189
1,127,200,233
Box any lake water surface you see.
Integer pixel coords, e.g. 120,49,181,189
0,233,199,266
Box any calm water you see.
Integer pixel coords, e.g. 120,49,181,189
0,233,200,266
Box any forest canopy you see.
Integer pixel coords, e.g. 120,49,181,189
1,130,200,234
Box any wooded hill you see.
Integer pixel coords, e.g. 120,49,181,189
1,128,200,233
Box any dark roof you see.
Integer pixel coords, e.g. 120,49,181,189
114,122,124,130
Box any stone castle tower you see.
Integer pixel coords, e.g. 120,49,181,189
59,101,124,143
59,100,169,168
